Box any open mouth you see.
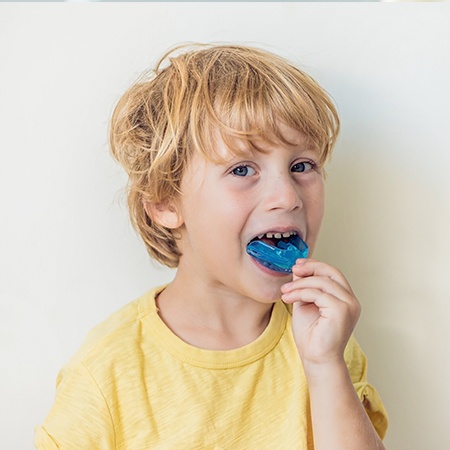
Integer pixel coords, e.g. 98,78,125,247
249,230,299,247
246,231,309,273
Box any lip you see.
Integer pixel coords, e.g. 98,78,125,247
249,256,293,277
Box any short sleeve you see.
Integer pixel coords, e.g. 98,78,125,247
34,362,115,449
344,335,389,440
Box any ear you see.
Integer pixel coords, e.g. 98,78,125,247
144,200,184,230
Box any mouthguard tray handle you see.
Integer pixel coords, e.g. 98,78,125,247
246,235,309,273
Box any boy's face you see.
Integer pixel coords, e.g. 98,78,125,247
174,124,325,304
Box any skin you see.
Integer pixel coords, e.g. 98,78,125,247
148,124,385,449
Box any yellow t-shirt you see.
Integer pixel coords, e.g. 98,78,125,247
35,286,388,449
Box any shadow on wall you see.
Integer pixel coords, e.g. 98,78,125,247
315,144,450,449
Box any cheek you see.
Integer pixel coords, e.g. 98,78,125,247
306,183,325,236
181,190,238,242
315,194,325,224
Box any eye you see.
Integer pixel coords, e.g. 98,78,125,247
231,165,256,177
291,161,315,173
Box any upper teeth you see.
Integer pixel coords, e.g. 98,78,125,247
257,231,297,239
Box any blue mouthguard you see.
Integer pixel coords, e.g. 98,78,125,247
246,234,309,273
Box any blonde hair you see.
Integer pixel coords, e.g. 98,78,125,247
109,44,340,268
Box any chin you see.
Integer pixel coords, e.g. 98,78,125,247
243,259,292,302
252,282,287,304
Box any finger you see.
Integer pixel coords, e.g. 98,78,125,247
282,288,361,322
281,276,353,305
282,288,356,322
291,259,353,293
281,288,342,308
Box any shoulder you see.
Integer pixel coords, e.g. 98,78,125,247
60,286,164,379
36,286,166,448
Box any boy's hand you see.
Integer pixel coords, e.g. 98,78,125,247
280,259,361,367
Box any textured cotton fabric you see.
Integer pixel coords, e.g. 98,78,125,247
35,286,388,449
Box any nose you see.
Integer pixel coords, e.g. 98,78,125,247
262,172,303,212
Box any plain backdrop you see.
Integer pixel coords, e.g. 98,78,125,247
1,3,449,449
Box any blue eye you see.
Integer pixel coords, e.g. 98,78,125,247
291,161,314,173
231,165,256,177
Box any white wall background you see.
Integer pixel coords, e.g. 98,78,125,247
1,4,449,449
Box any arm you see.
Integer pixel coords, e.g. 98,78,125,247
281,259,386,450
35,363,115,449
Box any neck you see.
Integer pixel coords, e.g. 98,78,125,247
156,269,274,351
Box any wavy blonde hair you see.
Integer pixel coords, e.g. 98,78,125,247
109,44,340,268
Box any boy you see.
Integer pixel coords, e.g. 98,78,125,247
35,44,388,449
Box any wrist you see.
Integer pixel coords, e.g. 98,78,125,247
302,357,350,388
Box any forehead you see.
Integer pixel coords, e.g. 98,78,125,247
208,122,317,163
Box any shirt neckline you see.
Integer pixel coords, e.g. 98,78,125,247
140,285,289,369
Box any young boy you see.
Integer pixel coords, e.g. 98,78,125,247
35,44,388,449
